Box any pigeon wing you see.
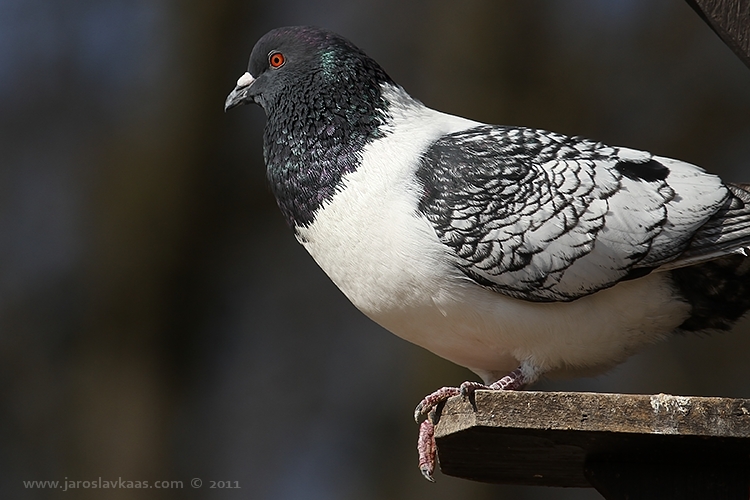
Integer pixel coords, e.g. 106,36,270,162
415,125,730,302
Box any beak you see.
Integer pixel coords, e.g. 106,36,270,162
224,72,256,111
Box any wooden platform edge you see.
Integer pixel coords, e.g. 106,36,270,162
432,391,750,490
434,390,750,439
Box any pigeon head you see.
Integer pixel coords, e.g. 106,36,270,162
224,26,393,114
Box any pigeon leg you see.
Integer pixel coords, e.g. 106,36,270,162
414,367,528,481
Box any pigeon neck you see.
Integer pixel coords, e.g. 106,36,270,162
264,79,393,230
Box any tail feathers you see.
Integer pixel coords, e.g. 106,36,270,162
666,182,750,331
671,253,750,331
671,182,750,266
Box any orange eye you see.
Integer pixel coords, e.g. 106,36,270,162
269,52,285,68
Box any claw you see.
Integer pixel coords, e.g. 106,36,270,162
414,401,425,423
459,380,489,398
420,465,435,482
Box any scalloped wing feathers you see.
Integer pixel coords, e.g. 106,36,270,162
416,125,735,302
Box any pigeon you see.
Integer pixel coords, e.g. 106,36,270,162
225,26,750,481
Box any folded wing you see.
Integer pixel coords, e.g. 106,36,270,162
415,125,743,302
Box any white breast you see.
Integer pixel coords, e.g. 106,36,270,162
297,86,478,318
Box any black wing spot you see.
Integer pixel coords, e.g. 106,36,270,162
615,159,669,182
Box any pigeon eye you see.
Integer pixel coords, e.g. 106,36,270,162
269,52,285,68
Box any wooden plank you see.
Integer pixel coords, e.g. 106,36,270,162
686,0,750,69
432,390,750,491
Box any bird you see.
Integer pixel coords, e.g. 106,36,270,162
225,26,750,481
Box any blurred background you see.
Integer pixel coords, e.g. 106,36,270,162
2,0,750,498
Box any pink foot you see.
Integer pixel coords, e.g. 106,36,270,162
414,367,528,481
417,420,436,481
413,386,460,423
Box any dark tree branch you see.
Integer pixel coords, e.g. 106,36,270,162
686,0,750,69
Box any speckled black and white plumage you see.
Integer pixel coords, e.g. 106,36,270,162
226,26,750,478
415,125,750,305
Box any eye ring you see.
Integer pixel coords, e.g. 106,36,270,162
269,51,286,69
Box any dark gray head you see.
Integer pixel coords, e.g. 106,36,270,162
225,26,393,113
225,26,396,229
